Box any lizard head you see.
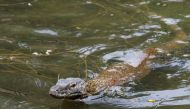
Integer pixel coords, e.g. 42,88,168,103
49,78,87,99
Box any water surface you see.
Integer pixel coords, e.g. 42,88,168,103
0,0,190,109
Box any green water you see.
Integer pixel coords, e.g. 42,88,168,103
0,0,190,109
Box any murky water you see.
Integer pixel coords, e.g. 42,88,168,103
0,0,190,109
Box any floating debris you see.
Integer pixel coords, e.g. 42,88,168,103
76,27,81,30
148,99,157,102
110,13,114,16
28,3,32,6
32,52,42,56
86,1,92,4
45,50,52,55
32,50,53,56
9,56,16,61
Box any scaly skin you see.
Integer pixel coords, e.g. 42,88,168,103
49,12,188,99
85,57,150,94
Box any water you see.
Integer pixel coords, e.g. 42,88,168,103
0,0,190,109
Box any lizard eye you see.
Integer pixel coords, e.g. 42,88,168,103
70,83,76,87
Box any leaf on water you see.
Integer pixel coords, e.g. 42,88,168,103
147,99,157,102
76,27,81,29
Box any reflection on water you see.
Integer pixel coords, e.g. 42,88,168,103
82,87,190,108
0,0,190,109
60,100,89,109
34,29,58,36
102,49,147,67
161,18,181,25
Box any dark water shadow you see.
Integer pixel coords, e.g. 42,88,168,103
50,100,89,109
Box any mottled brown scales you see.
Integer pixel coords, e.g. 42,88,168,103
86,56,150,94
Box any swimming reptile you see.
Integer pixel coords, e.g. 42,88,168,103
49,12,188,99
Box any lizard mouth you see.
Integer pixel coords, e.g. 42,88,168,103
49,93,83,99
49,91,86,99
